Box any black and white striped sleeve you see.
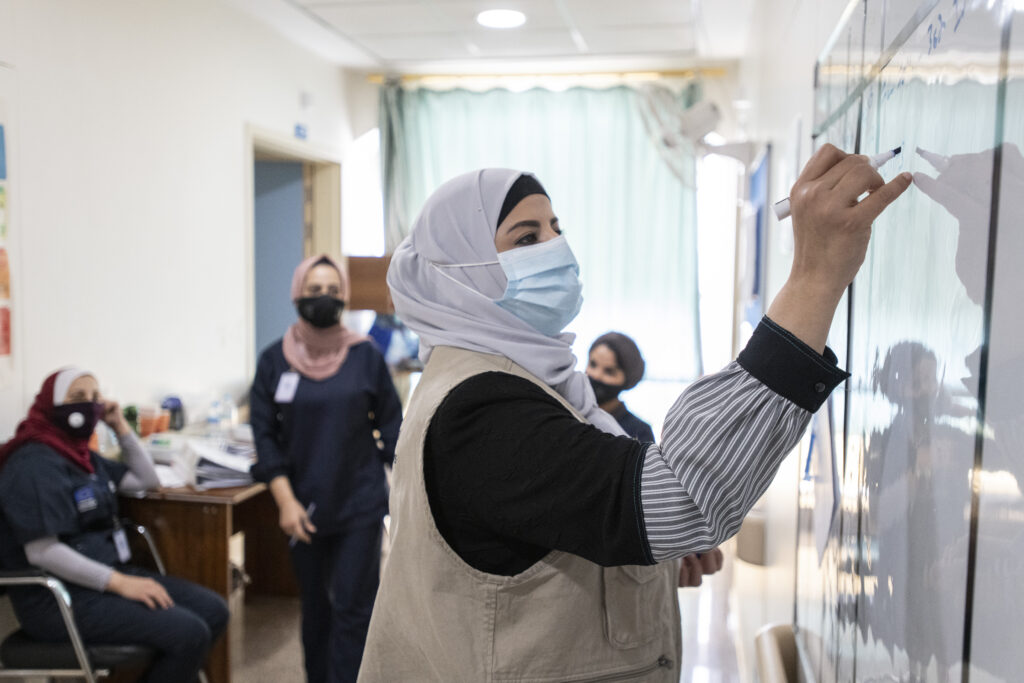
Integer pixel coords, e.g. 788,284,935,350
640,316,849,561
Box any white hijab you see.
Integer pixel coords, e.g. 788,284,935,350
53,367,94,405
387,168,626,436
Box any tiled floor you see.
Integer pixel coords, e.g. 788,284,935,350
231,595,304,683
678,549,744,683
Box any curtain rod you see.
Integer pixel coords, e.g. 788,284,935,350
366,67,728,84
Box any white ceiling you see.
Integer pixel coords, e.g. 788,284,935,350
236,0,756,73
297,0,695,65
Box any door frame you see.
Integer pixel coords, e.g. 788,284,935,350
243,125,341,376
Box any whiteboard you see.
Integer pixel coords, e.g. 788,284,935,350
965,8,1024,682
794,1,1023,681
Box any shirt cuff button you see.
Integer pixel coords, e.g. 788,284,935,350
814,382,827,393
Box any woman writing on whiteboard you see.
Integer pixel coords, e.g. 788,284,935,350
249,255,402,683
358,145,911,681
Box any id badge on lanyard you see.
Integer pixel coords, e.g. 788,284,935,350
275,371,300,403
112,520,132,564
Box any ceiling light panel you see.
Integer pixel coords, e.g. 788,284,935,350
464,27,578,57
292,0,705,64
308,1,565,36
561,0,694,27
442,1,564,30
352,33,480,61
292,1,380,4
357,28,578,61
311,2,453,35
476,9,526,28
580,25,697,54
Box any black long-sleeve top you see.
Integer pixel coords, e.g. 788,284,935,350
250,340,402,534
425,317,848,576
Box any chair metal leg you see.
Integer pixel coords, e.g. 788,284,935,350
0,573,98,683
43,575,98,683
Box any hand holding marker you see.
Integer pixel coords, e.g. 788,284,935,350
773,147,903,220
289,502,316,547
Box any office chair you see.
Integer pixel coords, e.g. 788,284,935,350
0,520,208,683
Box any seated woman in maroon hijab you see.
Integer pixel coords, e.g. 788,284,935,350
0,367,229,683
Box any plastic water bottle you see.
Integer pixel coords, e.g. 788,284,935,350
206,399,222,436
221,394,238,428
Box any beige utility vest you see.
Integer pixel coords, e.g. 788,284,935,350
359,346,682,683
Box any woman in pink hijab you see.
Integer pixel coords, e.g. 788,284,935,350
249,254,402,683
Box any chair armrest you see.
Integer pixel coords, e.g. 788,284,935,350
0,569,69,601
119,518,166,576
0,569,96,677
0,571,74,624
0,569,48,579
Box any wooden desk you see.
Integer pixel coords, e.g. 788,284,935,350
120,484,298,683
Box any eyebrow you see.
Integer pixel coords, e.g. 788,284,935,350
502,217,559,233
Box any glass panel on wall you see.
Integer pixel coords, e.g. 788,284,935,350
968,5,1024,682
853,1,1003,680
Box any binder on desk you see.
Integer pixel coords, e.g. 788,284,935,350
186,438,255,490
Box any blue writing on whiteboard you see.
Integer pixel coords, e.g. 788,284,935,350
952,0,966,32
880,64,908,105
927,13,948,54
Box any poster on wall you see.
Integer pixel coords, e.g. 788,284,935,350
0,125,6,243
0,109,11,377
0,122,7,245
0,306,8,357
0,247,8,299
0,183,6,242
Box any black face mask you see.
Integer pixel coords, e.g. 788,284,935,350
296,296,345,328
589,376,623,405
52,401,104,440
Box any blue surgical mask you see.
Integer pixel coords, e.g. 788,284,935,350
494,236,583,336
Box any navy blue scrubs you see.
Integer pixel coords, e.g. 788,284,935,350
250,339,401,683
0,444,229,683
610,402,656,443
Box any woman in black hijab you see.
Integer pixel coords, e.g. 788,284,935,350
586,332,655,442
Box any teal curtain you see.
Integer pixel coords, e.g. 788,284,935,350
380,84,701,382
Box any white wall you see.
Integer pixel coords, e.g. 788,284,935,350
342,70,381,143
741,0,856,297
0,0,360,436
730,0,855,678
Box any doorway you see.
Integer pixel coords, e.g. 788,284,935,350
244,126,341,374
253,160,304,357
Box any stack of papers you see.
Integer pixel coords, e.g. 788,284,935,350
154,464,187,489
145,433,188,465
188,438,255,490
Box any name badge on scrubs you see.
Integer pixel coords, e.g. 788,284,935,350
113,528,132,563
73,486,98,513
275,372,300,403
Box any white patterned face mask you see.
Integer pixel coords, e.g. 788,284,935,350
493,236,583,337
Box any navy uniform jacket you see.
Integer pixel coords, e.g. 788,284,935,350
250,339,402,535
610,403,656,443
0,445,128,608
